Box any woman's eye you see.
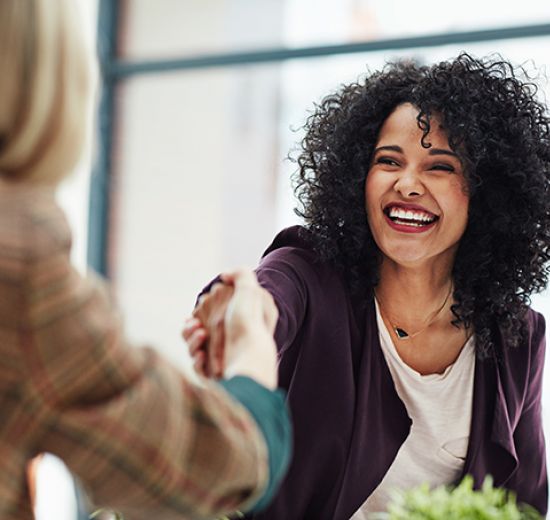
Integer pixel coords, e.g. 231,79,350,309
376,157,399,167
430,163,455,173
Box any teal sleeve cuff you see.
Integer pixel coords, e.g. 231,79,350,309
219,376,292,513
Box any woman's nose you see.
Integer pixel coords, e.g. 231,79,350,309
393,167,424,198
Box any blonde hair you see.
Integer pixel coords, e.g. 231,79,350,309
0,0,95,184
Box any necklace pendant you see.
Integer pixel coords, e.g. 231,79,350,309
394,327,409,339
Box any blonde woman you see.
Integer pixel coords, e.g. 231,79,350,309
0,1,290,519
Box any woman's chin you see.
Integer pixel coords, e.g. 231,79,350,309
383,253,429,269
379,243,458,271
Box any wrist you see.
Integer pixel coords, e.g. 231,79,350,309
224,332,278,390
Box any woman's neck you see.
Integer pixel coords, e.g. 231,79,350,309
375,258,454,325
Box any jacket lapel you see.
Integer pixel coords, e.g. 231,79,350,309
462,343,518,487
332,299,411,520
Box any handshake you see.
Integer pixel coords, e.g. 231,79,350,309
184,269,279,390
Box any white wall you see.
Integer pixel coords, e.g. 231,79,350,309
110,1,285,367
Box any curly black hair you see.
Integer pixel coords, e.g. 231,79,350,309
293,53,550,358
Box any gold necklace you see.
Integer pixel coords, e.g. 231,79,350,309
375,283,453,341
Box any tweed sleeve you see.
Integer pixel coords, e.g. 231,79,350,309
16,196,270,520
220,377,291,513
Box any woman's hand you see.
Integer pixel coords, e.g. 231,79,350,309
182,316,210,376
183,269,279,389
184,283,234,378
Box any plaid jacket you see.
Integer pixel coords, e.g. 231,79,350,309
0,183,268,519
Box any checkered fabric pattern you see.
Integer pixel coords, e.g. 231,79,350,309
0,183,268,519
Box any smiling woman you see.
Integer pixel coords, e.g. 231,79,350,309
366,103,469,271
188,53,550,519
365,103,471,371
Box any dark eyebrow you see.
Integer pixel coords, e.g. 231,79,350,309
428,148,459,158
373,145,459,159
373,145,402,154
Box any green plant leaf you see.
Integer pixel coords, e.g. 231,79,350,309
384,475,542,520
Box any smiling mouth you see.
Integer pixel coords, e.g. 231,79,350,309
383,206,439,228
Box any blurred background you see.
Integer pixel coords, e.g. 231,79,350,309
44,1,550,518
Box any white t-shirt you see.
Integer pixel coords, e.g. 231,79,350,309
350,301,475,518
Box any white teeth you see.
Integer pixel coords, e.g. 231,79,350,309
397,220,424,227
387,207,436,224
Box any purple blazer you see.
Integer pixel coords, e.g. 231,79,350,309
250,226,547,519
